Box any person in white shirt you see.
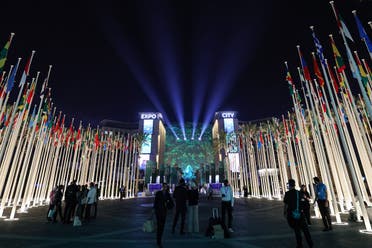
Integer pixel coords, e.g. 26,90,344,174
221,179,234,233
85,182,97,220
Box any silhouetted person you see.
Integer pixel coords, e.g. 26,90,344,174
63,180,78,224
93,183,99,218
119,185,125,200
153,183,172,248
53,185,64,223
243,185,248,198
313,176,332,231
172,178,188,234
300,184,311,225
284,179,313,248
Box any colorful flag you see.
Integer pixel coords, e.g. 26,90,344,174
353,11,372,59
285,62,294,95
298,49,311,81
340,15,354,42
0,34,14,74
312,53,324,87
354,52,369,87
330,37,346,72
18,51,35,87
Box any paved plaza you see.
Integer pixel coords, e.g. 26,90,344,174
0,196,371,248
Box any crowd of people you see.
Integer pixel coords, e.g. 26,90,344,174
47,180,100,226
153,178,234,248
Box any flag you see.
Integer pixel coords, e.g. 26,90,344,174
94,130,100,149
298,49,311,81
28,106,36,128
18,51,35,87
330,37,346,72
312,53,324,87
340,15,354,42
311,29,325,65
354,52,369,87
0,34,14,74
6,61,20,93
353,11,372,58
327,62,339,93
285,62,294,95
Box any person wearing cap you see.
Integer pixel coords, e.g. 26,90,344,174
221,179,234,233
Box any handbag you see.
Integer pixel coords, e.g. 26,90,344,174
47,209,55,218
292,191,301,219
143,218,155,232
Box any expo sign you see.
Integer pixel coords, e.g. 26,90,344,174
141,113,158,119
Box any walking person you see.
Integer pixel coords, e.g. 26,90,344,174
172,178,188,235
187,181,199,233
119,185,125,200
313,176,332,231
63,180,78,224
284,179,313,248
53,185,64,223
47,186,57,221
85,182,97,221
221,179,234,233
153,183,172,248
300,184,312,225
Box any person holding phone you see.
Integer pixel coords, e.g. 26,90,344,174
221,179,234,233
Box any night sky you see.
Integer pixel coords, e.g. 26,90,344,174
1,0,371,127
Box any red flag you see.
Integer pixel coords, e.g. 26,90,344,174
312,54,324,87
327,63,338,93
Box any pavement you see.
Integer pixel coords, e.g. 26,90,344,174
0,196,371,248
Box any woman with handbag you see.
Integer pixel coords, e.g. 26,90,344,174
284,179,313,248
153,183,172,248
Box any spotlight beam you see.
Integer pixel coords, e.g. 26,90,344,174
99,14,179,138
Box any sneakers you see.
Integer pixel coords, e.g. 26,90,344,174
228,228,234,233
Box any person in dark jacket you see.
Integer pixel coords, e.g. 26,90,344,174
172,178,188,234
63,180,78,224
300,184,311,225
53,185,64,223
153,183,172,248
284,179,313,248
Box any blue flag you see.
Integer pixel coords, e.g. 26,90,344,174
311,30,325,65
6,62,19,93
353,12,372,59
